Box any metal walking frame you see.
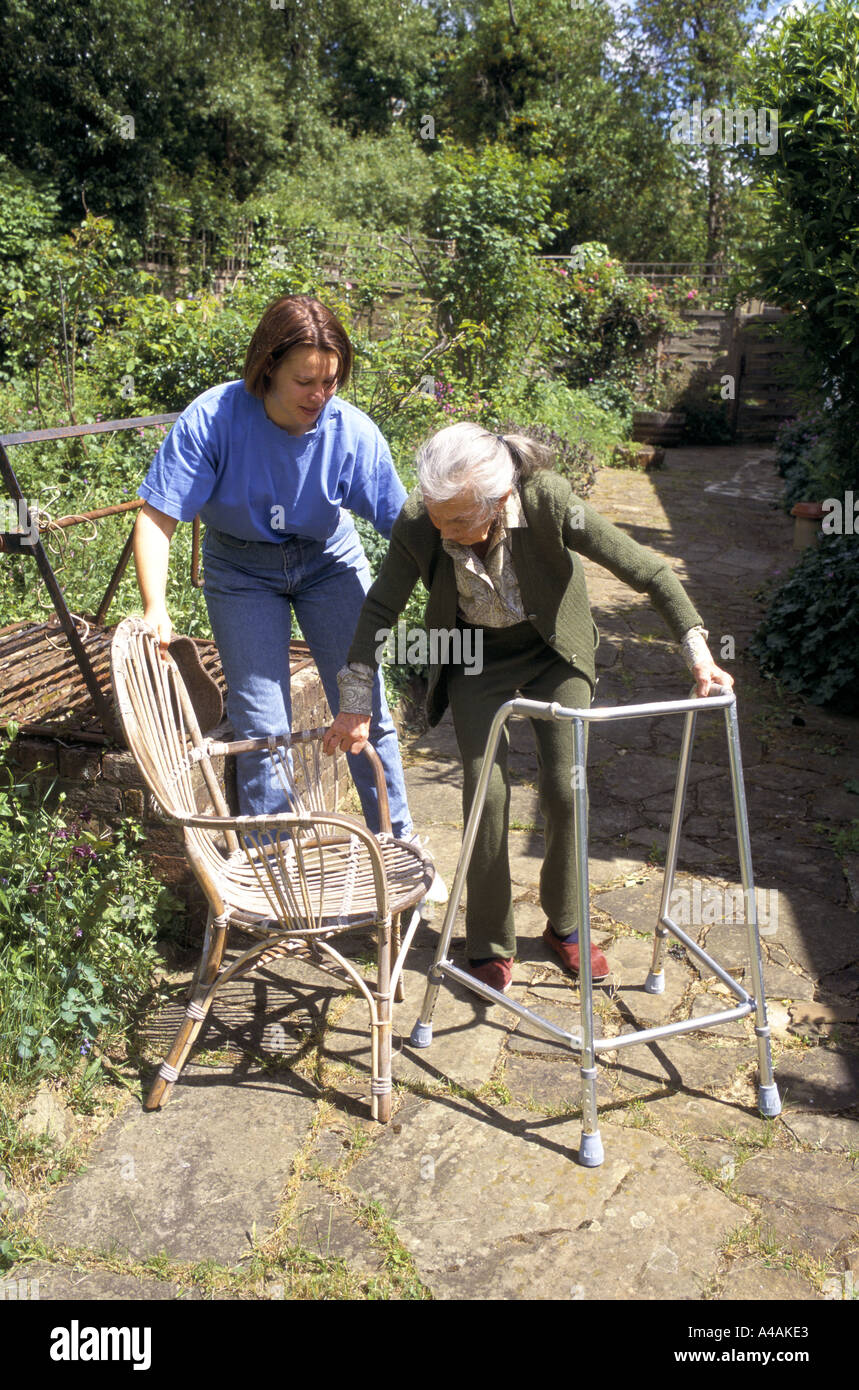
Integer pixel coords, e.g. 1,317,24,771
408,685,781,1166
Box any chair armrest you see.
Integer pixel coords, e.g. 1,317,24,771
180,808,391,916
206,728,392,833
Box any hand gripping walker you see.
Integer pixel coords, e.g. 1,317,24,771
409,685,781,1166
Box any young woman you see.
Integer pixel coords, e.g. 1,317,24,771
133,295,438,880
324,422,733,990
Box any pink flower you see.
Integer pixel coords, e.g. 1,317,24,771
559,268,568,277
344,281,353,289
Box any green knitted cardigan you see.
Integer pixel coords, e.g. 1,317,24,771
348,467,704,726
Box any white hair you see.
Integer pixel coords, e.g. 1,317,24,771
417,421,552,522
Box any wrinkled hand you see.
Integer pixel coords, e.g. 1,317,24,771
323,712,372,756
692,660,735,698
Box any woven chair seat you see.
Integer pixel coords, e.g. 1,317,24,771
220,832,431,931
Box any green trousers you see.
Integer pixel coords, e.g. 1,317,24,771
445,621,592,961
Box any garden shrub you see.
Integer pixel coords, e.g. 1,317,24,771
0,753,182,1084
553,244,685,428
523,380,629,468
750,534,859,713
741,0,859,500
772,410,856,515
426,142,566,385
252,128,435,234
678,384,735,445
0,159,61,378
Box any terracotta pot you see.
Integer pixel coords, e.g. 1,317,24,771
790,501,825,551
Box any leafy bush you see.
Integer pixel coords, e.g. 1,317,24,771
678,385,735,445
523,381,628,468
0,159,61,377
426,142,566,384
771,409,854,515
0,757,182,1083
750,535,859,712
553,244,684,426
252,128,435,234
3,215,146,410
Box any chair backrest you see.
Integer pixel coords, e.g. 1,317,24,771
112,617,393,927
110,617,230,824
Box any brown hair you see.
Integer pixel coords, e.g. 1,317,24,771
243,295,353,397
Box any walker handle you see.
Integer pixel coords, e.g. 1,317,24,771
689,680,733,700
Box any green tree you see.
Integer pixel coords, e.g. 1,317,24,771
0,160,61,375
437,0,714,261
629,0,767,270
425,141,565,382
0,0,287,234
442,0,609,145
740,0,859,490
320,0,440,136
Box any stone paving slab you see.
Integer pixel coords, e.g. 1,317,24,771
759,891,859,980
604,1036,755,1101
605,933,694,1026
318,941,519,1092
3,1260,206,1300
715,1264,823,1300
781,1112,859,1152
773,1046,859,1112
502,1053,619,1111
506,1002,599,1055
760,964,815,1002
689,991,752,1041
638,1091,771,1140
40,1072,317,1263
284,1180,384,1275
346,1096,743,1299
733,1152,859,1260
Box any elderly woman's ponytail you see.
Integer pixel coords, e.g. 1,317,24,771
499,433,554,481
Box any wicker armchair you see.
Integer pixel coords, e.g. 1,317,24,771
110,616,434,1122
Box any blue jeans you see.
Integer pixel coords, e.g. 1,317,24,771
202,514,413,837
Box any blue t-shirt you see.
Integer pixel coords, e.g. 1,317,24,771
138,381,407,543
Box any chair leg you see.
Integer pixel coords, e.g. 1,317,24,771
393,914,405,1004
146,913,229,1111
372,916,393,1124
144,983,216,1110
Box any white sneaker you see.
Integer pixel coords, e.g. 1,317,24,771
409,833,449,905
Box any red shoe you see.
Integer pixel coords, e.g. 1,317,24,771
466,957,514,995
543,924,610,982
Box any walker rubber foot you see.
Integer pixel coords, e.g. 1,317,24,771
409,1020,433,1049
578,1131,605,1167
644,971,665,995
758,1083,781,1118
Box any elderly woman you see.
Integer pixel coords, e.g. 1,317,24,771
133,295,442,890
323,422,732,993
